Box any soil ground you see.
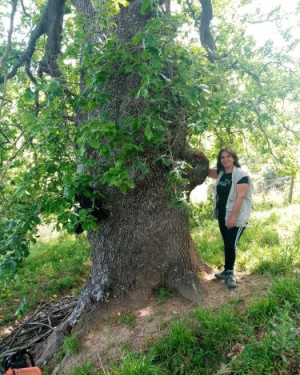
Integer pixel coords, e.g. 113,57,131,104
52,272,271,375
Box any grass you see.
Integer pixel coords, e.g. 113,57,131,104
0,234,90,325
105,276,300,375
67,362,95,375
63,332,81,355
1,203,299,375
154,286,174,304
118,312,137,329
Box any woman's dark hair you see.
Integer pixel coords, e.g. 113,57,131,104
217,147,241,173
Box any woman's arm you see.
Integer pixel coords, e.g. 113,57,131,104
226,183,249,229
195,151,218,179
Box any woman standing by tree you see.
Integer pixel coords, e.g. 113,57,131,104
197,148,252,288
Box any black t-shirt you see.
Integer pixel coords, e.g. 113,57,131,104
217,173,249,218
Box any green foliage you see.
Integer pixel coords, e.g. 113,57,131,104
246,295,279,325
253,194,287,211
269,277,300,309
185,0,300,171
0,202,299,374
53,349,65,362
150,321,199,373
246,277,300,326
192,219,224,266
232,311,299,374
76,13,212,200
259,229,280,246
230,278,300,374
252,246,294,276
14,297,29,319
104,276,299,374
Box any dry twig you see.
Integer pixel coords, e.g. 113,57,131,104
0,296,78,361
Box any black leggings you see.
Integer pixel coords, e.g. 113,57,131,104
218,216,245,271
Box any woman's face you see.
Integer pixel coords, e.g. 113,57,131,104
220,151,234,170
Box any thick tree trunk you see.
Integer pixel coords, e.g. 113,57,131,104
69,163,210,323
68,0,212,322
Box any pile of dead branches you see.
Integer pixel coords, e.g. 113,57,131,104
0,296,78,361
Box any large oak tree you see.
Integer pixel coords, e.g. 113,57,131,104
0,0,216,359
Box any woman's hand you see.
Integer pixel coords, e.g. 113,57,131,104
226,217,236,229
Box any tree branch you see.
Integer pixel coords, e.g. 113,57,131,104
186,0,200,29
199,0,215,61
0,11,46,83
0,96,12,103
0,127,12,146
0,0,67,83
165,0,171,14
20,0,31,17
247,7,281,24
37,0,67,77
